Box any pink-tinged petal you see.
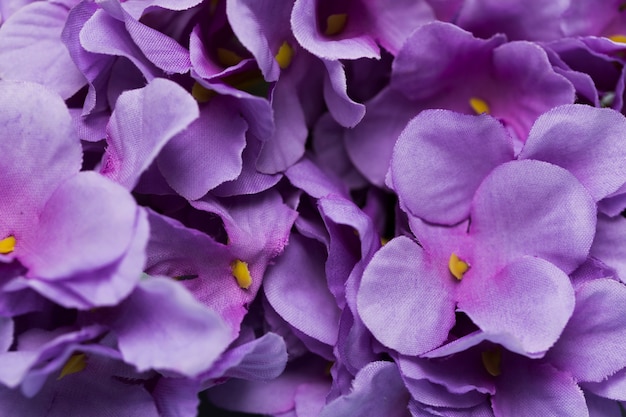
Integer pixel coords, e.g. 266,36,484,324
0,1,85,99
519,105,626,201
264,234,341,346
0,80,81,234
158,97,247,200
590,214,626,283
358,236,456,356
547,279,626,382
323,59,365,128
390,110,514,225
291,0,380,61
320,362,410,417
109,276,231,377
456,0,568,41
458,256,575,358
256,75,308,173
493,359,588,417
344,87,416,186
470,160,596,274
100,78,199,190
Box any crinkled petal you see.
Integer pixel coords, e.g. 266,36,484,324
109,276,231,377
0,2,85,98
470,160,596,274
323,59,365,128
590,214,626,283
100,78,199,190
458,256,575,358
547,279,626,382
520,104,626,202
319,361,410,417
358,236,456,356
390,110,514,225
582,368,626,401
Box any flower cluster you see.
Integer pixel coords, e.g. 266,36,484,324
1,0,626,416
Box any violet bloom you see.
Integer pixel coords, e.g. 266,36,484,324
344,22,574,185
0,80,148,310
561,0,626,38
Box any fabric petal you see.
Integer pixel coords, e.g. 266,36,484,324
0,2,85,99
100,78,199,190
519,104,626,202
323,59,366,128
264,234,341,346
590,214,626,283
493,358,588,417
470,160,596,275
390,110,514,225
547,279,626,382
357,236,456,356
458,256,575,358
158,97,247,200
109,276,231,377
319,361,410,417
0,80,81,233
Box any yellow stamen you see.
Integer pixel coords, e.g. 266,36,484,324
58,353,87,380
448,253,469,280
217,48,243,67
381,237,389,246
481,348,502,377
469,97,490,114
325,13,348,36
0,236,16,254
191,82,215,103
609,35,626,44
231,260,252,289
275,42,294,70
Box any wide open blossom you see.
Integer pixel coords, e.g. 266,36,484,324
0,80,148,310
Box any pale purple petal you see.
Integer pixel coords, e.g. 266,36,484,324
264,234,341,346
470,160,596,275
583,368,626,401
0,2,86,99
520,105,626,202
390,110,514,225
547,279,626,382
109,276,231,377
100,78,199,190
0,80,81,233
120,0,202,19
590,214,626,283
458,256,575,357
323,59,366,128
285,156,349,199
158,97,247,200
358,236,456,356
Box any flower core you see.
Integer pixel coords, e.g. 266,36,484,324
0,236,16,254
469,97,490,114
231,260,252,289
58,353,87,380
448,253,469,280
325,14,348,36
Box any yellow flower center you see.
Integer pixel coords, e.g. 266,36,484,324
275,42,294,69
0,236,16,254
231,260,252,289
58,353,87,380
325,13,348,36
448,253,469,280
609,35,626,43
481,348,502,377
469,97,490,115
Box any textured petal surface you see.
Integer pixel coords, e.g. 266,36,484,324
0,2,85,99
390,110,514,225
110,277,231,377
101,78,199,190
470,160,596,275
590,214,626,283
547,279,626,382
519,104,626,202
358,236,456,355
458,257,575,357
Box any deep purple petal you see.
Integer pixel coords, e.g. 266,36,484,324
357,236,456,356
470,160,596,275
100,78,199,190
110,276,231,377
519,104,626,202
390,110,514,225
323,59,365,128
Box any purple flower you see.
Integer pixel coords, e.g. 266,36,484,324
0,80,148,310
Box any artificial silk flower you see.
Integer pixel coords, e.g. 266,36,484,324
0,80,148,310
